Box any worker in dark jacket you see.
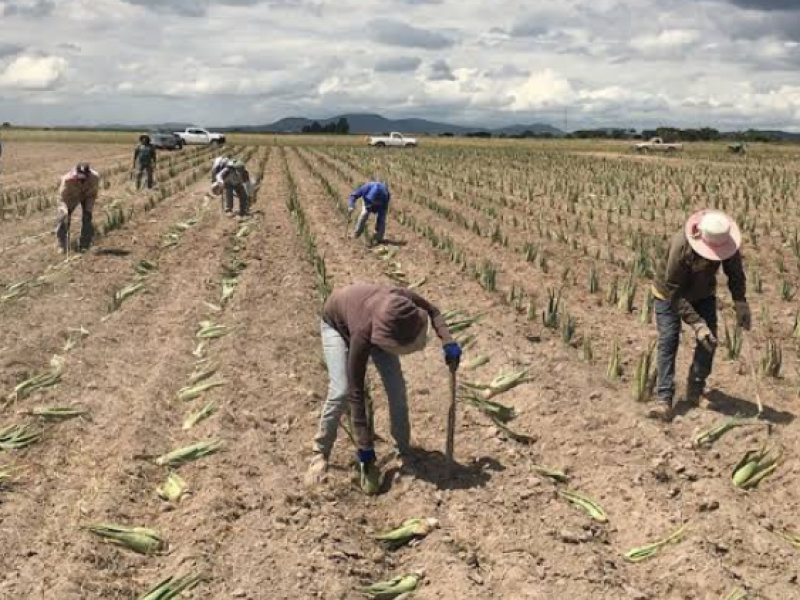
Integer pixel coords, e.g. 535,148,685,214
349,181,391,243
649,209,750,420
305,284,462,493
133,134,157,190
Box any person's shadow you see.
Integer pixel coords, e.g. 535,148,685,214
94,248,131,257
375,239,408,247
673,389,795,424
380,446,503,492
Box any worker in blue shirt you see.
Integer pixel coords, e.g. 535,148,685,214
349,181,391,243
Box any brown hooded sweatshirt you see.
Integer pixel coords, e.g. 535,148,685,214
322,284,454,449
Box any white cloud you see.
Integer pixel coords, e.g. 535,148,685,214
0,54,68,90
1,0,800,130
632,29,701,51
511,69,574,110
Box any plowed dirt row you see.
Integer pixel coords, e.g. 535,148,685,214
0,145,220,275
0,140,797,600
0,147,268,598
1,142,133,191
0,158,225,393
303,149,799,412
288,147,800,599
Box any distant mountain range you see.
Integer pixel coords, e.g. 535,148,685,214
225,113,564,136
94,113,800,140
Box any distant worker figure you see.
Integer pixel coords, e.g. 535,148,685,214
55,163,100,254
348,181,391,244
649,209,750,421
211,155,229,184
213,158,250,218
305,283,462,493
133,134,157,190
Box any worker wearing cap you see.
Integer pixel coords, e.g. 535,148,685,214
305,283,463,492
133,134,157,190
55,163,100,253
348,181,391,244
214,158,250,217
649,209,750,420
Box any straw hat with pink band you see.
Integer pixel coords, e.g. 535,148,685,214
685,209,742,262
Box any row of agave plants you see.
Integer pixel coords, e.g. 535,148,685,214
283,144,796,600
0,145,219,219
0,145,256,306
299,146,800,400
0,146,264,596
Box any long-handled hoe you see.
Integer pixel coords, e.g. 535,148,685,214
65,210,71,261
445,365,457,478
743,332,765,417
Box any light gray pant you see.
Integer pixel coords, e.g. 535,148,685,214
353,207,387,242
314,321,410,457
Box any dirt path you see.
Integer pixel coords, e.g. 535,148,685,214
285,146,800,600
0,146,270,598
0,140,797,600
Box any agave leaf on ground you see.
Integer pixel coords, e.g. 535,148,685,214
136,573,203,600
87,523,165,555
624,524,687,563
155,440,222,468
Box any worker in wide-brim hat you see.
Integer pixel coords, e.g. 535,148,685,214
648,209,751,421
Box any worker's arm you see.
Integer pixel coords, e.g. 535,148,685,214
722,251,747,302
133,147,139,168
58,177,69,203
349,183,369,210
86,176,100,204
215,167,229,185
661,238,704,328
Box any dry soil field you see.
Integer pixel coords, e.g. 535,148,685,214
0,134,799,600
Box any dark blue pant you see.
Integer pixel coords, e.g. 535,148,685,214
655,296,717,401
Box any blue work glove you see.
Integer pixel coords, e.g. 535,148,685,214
443,342,462,371
357,448,376,464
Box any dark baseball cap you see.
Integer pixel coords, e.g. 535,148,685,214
75,163,91,178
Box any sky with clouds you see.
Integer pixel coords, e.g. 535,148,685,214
1,0,800,130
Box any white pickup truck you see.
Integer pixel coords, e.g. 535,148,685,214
174,127,226,146
367,132,417,148
633,137,683,153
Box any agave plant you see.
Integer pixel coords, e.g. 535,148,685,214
607,340,622,382
631,342,656,402
760,339,782,378
542,287,561,330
